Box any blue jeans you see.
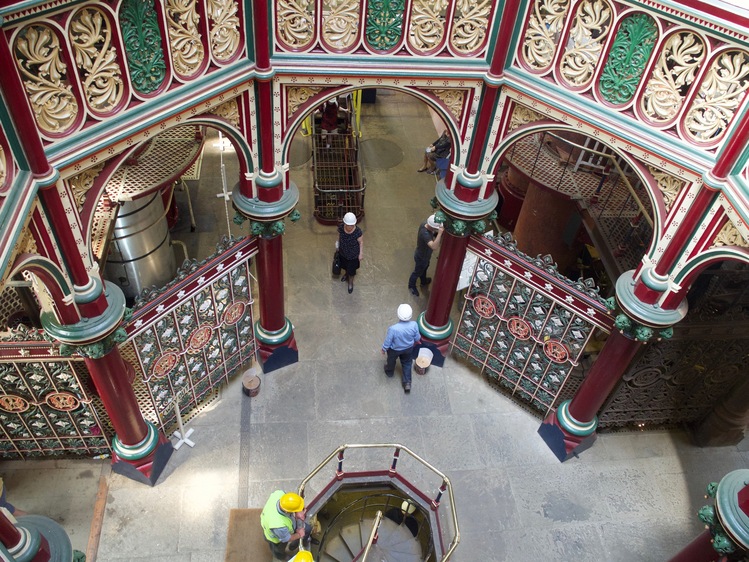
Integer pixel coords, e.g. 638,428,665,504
385,347,414,385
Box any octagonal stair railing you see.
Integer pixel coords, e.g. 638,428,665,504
298,444,459,561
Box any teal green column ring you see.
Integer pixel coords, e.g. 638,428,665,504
41,280,126,344
716,469,749,550
417,312,453,340
557,399,598,436
255,318,293,345
112,421,159,461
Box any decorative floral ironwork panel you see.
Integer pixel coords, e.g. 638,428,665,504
598,266,749,431
452,233,612,416
0,358,111,460
127,236,257,434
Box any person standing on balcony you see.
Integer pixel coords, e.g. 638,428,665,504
408,215,443,297
417,129,451,174
382,304,422,393
337,212,363,294
261,491,313,559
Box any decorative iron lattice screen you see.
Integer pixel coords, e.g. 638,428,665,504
0,331,112,460
452,233,613,415
598,265,749,431
125,236,258,435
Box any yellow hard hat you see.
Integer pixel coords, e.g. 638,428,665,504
279,492,304,513
294,551,313,562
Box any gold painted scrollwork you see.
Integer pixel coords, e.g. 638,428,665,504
322,0,360,49
522,0,571,71
713,220,749,248
408,0,448,53
509,104,546,131
165,0,206,77
69,7,125,114
14,24,79,134
450,0,491,55
559,0,612,87
431,89,465,123
277,0,315,49
641,32,705,123
647,166,683,212
685,50,749,143
69,162,105,211
208,99,240,126
287,86,323,115
207,0,241,62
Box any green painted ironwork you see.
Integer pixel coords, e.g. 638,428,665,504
0,359,111,460
598,13,657,105
452,233,609,415
365,0,405,51
120,0,167,94
129,237,256,435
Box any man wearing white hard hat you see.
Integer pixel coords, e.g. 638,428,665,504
408,215,443,297
381,304,422,393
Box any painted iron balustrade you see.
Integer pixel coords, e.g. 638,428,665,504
503,131,655,276
298,443,460,561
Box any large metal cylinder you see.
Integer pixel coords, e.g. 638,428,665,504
104,192,177,302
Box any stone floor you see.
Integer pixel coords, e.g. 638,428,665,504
2,90,748,562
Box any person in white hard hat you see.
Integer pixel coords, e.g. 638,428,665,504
408,214,443,297
381,304,422,393
337,212,363,294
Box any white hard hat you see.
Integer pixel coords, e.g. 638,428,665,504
427,215,439,229
343,212,357,225
397,304,412,321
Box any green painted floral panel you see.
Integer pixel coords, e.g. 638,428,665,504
365,0,405,51
599,13,658,105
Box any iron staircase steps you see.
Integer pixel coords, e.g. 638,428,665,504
319,516,422,562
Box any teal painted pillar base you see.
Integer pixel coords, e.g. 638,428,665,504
416,313,453,367
4,513,84,561
255,319,299,373
538,400,598,462
111,422,173,486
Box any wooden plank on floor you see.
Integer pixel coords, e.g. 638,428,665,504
85,475,108,562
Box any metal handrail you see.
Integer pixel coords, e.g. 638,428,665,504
540,132,654,228
360,510,383,562
298,443,460,561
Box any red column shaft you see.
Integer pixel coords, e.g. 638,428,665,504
488,0,523,77
651,188,716,279
256,236,286,332
84,349,148,445
668,529,719,562
38,185,108,316
714,111,749,179
424,233,469,329
0,36,52,176
0,511,22,548
567,330,641,422
251,0,271,70
462,0,521,175
256,80,280,187
465,87,499,175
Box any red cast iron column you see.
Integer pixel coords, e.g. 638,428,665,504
232,0,299,372
2,29,170,485
420,0,520,362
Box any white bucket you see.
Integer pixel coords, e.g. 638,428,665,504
414,348,434,375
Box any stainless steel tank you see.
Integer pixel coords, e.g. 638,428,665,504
104,191,177,302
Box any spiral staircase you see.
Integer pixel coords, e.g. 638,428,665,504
298,444,459,562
